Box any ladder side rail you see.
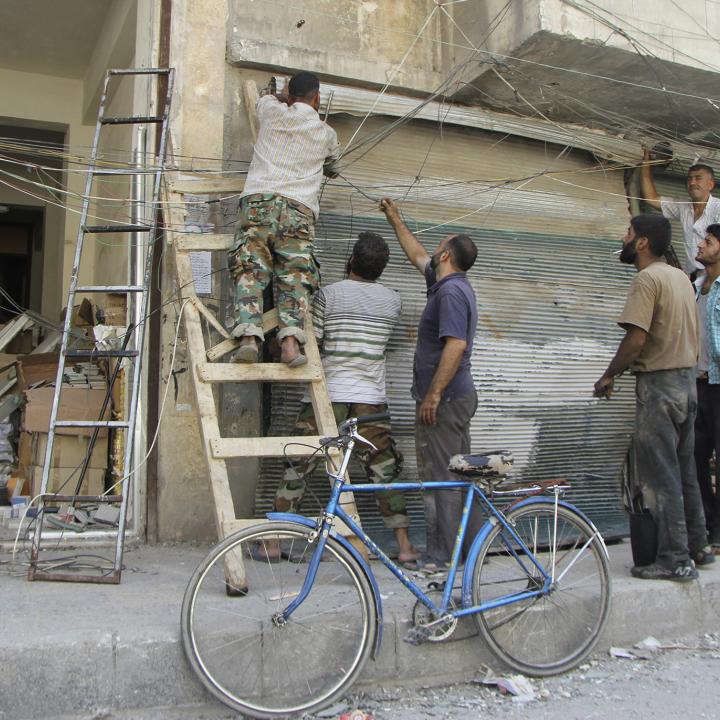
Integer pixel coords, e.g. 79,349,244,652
114,69,176,574
168,191,239,540
29,72,115,572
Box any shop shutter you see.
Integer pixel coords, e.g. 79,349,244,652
253,117,636,549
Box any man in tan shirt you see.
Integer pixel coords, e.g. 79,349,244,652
594,214,711,581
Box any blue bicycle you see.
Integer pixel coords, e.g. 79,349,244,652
181,413,611,718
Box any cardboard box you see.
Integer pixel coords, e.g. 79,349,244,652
23,387,111,436
18,431,108,471
7,474,30,498
16,353,60,388
95,293,127,326
28,465,105,497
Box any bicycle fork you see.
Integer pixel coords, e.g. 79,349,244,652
273,444,356,625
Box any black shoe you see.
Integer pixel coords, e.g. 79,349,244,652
691,546,716,567
631,562,698,582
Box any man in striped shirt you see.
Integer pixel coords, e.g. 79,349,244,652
273,232,420,563
227,72,340,367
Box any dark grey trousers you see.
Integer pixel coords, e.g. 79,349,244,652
695,379,720,539
415,390,478,564
635,369,707,569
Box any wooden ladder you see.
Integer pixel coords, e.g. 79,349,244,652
163,174,365,587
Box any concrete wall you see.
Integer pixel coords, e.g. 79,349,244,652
226,0,450,94
156,0,720,540
156,0,229,542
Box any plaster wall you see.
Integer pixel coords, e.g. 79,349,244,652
0,68,94,317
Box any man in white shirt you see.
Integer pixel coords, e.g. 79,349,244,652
639,147,720,276
227,72,340,367
273,232,420,563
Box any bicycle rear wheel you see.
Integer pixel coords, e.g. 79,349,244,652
471,501,610,676
181,521,376,719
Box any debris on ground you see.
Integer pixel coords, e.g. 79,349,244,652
337,711,374,720
476,666,537,703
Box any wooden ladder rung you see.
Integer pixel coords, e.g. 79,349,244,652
211,436,326,459
176,234,233,252
197,362,323,383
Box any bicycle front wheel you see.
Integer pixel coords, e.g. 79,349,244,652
471,501,610,676
181,521,376,719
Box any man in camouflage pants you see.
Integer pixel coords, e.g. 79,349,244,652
273,232,420,563
228,71,340,367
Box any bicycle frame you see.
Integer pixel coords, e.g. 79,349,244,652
277,436,557,624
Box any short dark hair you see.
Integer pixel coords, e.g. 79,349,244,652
688,163,715,179
706,223,720,242
350,232,390,281
288,72,320,100
446,234,477,271
630,214,672,257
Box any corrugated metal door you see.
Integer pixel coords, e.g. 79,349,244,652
254,117,636,549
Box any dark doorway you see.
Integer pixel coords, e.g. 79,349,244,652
0,205,44,322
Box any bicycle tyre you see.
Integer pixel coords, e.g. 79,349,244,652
471,501,610,676
181,521,376,718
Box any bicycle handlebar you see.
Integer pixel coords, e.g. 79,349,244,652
338,412,391,435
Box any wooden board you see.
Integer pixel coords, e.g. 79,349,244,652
197,362,323,384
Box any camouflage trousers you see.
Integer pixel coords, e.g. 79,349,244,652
274,402,409,529
227,193,319,344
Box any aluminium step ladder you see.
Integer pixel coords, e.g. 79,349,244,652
28,67,175,583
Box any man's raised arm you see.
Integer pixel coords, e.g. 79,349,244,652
639,147,662,211
379,198,430,274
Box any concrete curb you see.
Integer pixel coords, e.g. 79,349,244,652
2,544,719,719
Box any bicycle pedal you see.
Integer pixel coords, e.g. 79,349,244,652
403,624,432,646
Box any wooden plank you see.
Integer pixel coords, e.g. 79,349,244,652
206,337,238,362
166,177,245,195
166,184,247,588
0,314,32,352
32,331,60,354
192,298,230,339
197,362,322,384
176,234,233,252
205,309,278,361
211,436,327,459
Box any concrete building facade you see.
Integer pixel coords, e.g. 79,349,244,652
3,0,719,544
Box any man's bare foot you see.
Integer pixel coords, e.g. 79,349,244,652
398,546,422,564
280,336,307,367
259,538,281,560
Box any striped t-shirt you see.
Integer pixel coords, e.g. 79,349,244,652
310,279,402,404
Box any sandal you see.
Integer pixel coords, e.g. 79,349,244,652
233,343,259,363
401,557,442,574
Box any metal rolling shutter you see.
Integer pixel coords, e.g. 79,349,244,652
253,117,635,548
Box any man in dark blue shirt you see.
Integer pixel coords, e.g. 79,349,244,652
381,198,478,570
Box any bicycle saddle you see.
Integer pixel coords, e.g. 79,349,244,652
448,451,514,478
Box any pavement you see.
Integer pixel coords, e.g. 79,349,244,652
1,539,720,720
